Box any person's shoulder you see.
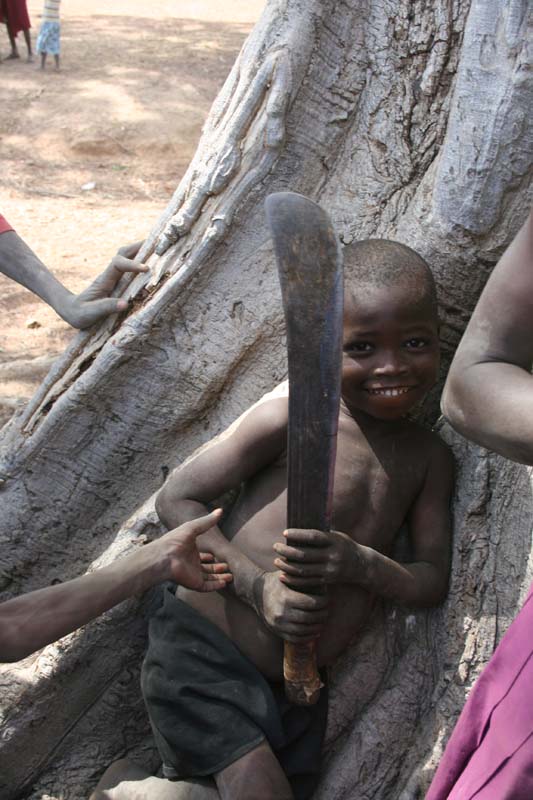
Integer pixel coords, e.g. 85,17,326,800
244,392,288,431
232,384,289,441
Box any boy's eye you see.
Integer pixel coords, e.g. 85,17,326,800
404,338,429,350
345,342,374,354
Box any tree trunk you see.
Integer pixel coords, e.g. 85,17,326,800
0,0,531,797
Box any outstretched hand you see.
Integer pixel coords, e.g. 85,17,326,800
64,241,148,329
159,508,233,592
274,527,363,587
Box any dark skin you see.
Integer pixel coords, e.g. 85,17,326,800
0,509,232,664
442,209,533,463
0,232,147,328
102,281,451,800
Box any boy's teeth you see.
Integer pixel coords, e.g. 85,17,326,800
369,387,409,396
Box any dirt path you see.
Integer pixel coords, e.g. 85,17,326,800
0,0,264,425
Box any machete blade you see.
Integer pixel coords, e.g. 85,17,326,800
265,191,343,533
265,191,343,705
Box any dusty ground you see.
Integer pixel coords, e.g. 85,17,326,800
0,0,264,425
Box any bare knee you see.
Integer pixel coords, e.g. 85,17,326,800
90,760,219,800
89,759,151,799
215,740,293,800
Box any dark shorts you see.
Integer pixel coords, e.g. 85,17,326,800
141,588,328,800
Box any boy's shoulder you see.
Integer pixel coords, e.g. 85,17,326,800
244,384,288,424
404,419,454,473
233,387,289,444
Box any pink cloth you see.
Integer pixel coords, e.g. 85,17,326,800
427,585,533,799
0,0,31,36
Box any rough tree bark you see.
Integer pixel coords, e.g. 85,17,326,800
0,0,532,798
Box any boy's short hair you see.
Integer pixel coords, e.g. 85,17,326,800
343,239,437,315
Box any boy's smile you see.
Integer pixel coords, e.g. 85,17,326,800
341,283,440,421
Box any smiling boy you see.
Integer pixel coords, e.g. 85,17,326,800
95,239,453,800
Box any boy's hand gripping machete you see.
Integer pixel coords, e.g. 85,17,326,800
265,192,343,706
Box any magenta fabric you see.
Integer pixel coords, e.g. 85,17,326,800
427,585,533,799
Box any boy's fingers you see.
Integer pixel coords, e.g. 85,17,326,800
287,608,329,624
279,572,325,587
283,529,330,547
274,557,324,576
280,622,325,641
273,542,327,562
285,588,328,611
199,552,215,562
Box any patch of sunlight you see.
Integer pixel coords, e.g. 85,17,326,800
189,39,224,51
75,81,152,122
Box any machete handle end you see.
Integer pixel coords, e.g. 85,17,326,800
283,640,322,706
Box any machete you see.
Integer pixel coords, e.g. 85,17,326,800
265,191,343,706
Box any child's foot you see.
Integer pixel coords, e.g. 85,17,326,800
26,54,34,63
6,51,20,60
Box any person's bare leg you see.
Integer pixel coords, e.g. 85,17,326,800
215,740,294,800
5,21,19,58
23,28,32,60
40,52,46,69
90,758,219,800
54,53,59,70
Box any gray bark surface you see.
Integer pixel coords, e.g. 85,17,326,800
0,0,532,797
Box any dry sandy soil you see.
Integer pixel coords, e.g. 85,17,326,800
0,0,264,425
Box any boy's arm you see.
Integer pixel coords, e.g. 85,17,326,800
275,440,453,608
0,229,147,329
156,398,285,609
156,397,328,640
0,510,231,663
442,210,533,463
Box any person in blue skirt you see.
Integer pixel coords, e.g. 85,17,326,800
36,0,60,70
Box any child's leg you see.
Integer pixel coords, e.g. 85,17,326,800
214,740,294,800
90,759,219,800
54,53,59,70
40,52,46,69
23,28,32,60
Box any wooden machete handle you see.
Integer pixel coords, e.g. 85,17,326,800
284,640,323,706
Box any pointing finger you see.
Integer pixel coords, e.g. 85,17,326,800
183,508,223,538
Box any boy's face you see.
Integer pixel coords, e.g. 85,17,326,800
341,282,440,421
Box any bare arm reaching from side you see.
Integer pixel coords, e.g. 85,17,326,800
0,227,148,329
442,209,533,463
0,510,231,663
275,439,453,608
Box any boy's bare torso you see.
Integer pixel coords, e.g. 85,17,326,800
178,398,440,680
